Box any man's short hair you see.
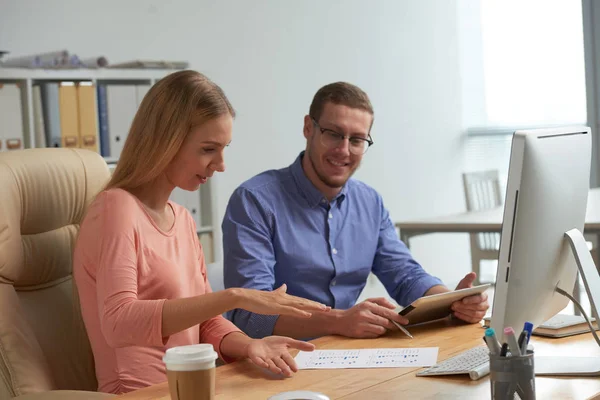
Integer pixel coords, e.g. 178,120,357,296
309,82,374,122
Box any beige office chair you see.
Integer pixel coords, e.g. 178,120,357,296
462,170,503,285
0,148,114,399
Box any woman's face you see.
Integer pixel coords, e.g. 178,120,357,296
165,114,233,191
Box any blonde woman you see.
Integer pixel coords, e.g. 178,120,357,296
73,70,329,394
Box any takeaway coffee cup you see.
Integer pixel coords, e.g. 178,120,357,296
162,343,218,400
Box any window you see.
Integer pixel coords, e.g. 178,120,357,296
481,0,586,128
461,0,587,134
461,0,588,187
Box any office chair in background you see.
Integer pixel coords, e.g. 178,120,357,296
462,170,503,286
462,169,590,314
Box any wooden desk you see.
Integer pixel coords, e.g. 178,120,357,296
395,187,600,249
119,319,600,400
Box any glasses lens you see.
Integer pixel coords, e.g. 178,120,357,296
349,139,367,155
320,130,342,149
320,131,370,155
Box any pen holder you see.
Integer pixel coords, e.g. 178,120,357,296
489,350,535,400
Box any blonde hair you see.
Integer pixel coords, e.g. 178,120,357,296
106,70,235,191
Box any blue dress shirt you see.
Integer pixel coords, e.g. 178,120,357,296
222,152,443,339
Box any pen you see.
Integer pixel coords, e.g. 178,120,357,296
500,343,508,357
518,329,528,355
391,320,414,339
484,328,501,355
504,327,522,356
523,321,534,343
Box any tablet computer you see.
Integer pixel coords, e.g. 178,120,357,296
395,284,492,326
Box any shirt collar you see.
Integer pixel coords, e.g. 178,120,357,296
290,151,348,208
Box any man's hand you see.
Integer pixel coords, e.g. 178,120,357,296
451,272,489,323
334,297,409,338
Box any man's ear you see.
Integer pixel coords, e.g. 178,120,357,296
303,115,313,139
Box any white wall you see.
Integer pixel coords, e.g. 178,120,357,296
0,0,472,288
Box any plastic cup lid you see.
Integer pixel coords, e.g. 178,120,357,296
162,343,218,365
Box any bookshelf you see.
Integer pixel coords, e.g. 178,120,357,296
0,67,167,151
0,67,217,263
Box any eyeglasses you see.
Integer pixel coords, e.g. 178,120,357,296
311,118,374,155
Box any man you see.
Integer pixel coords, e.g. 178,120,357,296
222,82,489,340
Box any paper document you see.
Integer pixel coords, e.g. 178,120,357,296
295,348,438,369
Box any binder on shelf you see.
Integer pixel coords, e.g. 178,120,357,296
136,84,150,107
199,184,213,227
199,232,214,264
97,84,110,157
169,188,203,231
32,85,47,148
58,82,79,148
187,189,202,228
0,83,25,152
106,85,137,158
39,83,62,148
76,82,99,152
18,83,32,149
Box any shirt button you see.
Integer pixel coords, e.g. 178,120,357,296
332,248,338,255
329,213,333,219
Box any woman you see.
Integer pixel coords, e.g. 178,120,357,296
73,70,329,394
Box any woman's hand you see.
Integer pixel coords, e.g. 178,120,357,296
233,284,331,318
245,336,315,377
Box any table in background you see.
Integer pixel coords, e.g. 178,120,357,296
395,188,600,252
119,319,600,400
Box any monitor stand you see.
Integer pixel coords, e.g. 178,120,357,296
534,228,600,376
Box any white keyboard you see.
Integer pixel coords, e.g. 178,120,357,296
416,346,490,380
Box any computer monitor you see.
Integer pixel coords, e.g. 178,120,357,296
489,126,599,342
